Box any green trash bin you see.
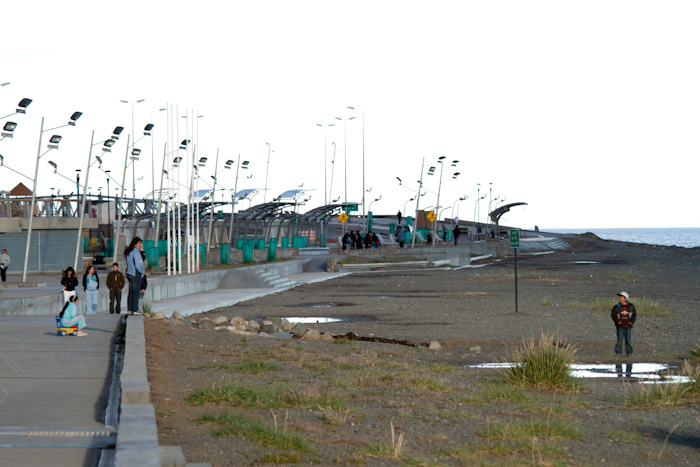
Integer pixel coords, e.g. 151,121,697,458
301,236,308,248
255,238,266,250
281,237,289,248
242,240,254,263
319,234,326,247
291,236,300,248
236,238,244,250
267,238,278,261
390,224,396,234
199,244,206,266
83,237,89,252
219,243,230,264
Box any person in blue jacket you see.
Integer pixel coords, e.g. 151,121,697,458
124,237,145,315
60,295,87,336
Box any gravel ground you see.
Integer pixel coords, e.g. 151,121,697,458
145,234,700,466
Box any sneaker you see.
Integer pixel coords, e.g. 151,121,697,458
77,331,88,337
132,311,143,315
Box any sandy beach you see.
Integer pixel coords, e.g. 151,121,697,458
145,234,700,466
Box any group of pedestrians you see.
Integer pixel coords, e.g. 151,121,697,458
341,231,381,251
57,237,147,333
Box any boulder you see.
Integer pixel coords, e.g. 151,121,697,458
151,311,166,320
428,341,442,350
292,323,306,337
197,318,213,330
230,316,246,326
320,333,335,341
212,316,229,326
247,320,261,332
301,329,321,340
281,320,294,332
171,311,183,320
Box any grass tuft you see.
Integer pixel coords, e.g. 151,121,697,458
186,380,345,410
500,333,579,392
590,296,672,317
196,411,311,452
625,361,700,408
690,345,700,360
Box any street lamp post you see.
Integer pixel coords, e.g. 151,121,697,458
228,157,249,247
120,99,145,217
315,123,335,205
452,195,468,220
347,106,364,228
334,116,355,234
23,111,81,281
264,143,273,203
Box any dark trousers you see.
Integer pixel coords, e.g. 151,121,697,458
109,289,122,314
615,327,633,355
126,274,141,313
0,267,6,282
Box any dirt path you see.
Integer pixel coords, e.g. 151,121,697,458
145,234,700,466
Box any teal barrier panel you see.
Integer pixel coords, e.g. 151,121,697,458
301,236,308,248
267,238,278,261
407,216,413,226
291,236,300,248
390,224,396,234
146,247,159,267
320,235,326,247
83,237,89,252
255,238,265,250
198,244,206,266
236,238,243,250
219,243,230,264
242,240,254,263
143,240,155,252
281,237,289,248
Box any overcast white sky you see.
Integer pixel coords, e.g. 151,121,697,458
1,1,699,229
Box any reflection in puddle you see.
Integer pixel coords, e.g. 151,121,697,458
284,317,345,323
467,362,690,383
571,261,600,264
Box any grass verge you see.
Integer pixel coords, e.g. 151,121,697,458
625,361,700,408
590,296,672,317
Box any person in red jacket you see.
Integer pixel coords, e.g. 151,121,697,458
611,291,637,356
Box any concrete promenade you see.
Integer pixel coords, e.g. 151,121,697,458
0,261,348,466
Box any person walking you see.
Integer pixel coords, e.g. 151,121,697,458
452,225,461,246
124,237,145,315
0,249,10,282
396,227,406,248
61,267,79,304
611,291,637,356
106,262,125,314
82,265,100,315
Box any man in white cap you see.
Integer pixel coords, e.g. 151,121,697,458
611,291,637,356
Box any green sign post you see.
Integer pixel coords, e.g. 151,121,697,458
510,229,520,313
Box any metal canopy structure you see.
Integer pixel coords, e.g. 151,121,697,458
489,202,528,233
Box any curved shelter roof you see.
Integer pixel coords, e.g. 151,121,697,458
489,202,528,224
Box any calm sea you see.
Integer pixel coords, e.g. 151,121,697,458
545,228,700,249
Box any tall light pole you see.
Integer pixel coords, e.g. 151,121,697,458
315,122,335,205
264,142,273,203
23,111,81,281
120,99,145,216
334,116,355,233
149,107,166,197
452,195,467,220
347,106,364,227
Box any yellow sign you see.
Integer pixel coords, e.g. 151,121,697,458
426,210,436,222
338,212,349,223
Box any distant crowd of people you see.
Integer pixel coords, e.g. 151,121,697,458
342,231,381,250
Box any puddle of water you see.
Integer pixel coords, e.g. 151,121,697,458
571,261,600,264
311,304,338,308
466,362,690,383
284,317,345,323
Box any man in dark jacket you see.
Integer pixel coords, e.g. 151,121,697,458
106,263,125,314
611,291,637,356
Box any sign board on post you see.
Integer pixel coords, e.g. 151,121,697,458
426,211,436,222
346,205,359,212
338,212,349,223
509,229,520,249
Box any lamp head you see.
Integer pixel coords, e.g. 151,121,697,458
144,123,154,136
68,112,82,126
2,121,17,138
198,157,207,166
179,139,190,149
102,139,115,152
0,154,3,166
48,160,57,172
48,135,62,149
112,126,124,140
396,177,402,184
17,98,32,114
95,156,103,166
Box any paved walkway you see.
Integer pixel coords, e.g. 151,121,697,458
0,268,347,466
